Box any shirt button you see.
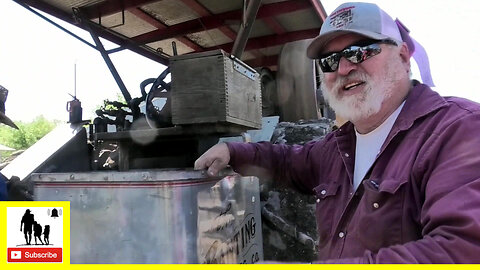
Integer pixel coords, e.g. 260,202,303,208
338,232,345,238
320,189,327,195
373,202,380,209
316,198,320,203
344,153,349,157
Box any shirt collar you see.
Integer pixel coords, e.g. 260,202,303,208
393,81,447,132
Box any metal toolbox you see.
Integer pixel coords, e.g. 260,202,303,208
170,50,262,129
32,170,263,264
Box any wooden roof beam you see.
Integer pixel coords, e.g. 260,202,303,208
245,54,279,68
308,0,328,22
262,17,287,35
80,0,159,20
216,28,320,52
178,0,237,40
132,0,310,44
128,8,203,52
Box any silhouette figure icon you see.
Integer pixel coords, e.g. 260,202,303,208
20,209,34,245
44,225,50,245
33,221,44,245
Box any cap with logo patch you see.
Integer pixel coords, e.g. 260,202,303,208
307,2,434,87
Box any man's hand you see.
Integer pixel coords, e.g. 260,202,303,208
194,143,230,177
7,176,34,201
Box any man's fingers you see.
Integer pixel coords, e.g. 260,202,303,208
194,155,222,176
194,143,230,176
193,157,204,170
207,159,225,177
194,154,211,170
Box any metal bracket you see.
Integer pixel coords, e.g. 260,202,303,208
99,8,126,29
230,54,258,81
233,60,257,81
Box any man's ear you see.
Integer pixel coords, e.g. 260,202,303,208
399,42,411,72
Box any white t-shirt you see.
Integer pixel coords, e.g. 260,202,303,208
353,101,405,190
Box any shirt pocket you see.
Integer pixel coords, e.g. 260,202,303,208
313,181,341,246
356,178,409,248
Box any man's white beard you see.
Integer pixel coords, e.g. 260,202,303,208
320,61,401,122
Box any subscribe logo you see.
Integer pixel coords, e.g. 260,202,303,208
6,206,64,263
8,248,62,263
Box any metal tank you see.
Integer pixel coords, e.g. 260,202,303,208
31,169,263,264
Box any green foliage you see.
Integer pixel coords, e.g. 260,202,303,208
0,116,57,151
95,93,128,112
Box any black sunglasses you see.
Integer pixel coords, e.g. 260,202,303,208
317,39,398,73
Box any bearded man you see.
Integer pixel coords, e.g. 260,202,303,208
194,2,480,263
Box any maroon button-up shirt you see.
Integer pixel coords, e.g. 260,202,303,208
227,83,480,263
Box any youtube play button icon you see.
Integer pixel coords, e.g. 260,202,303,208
11,250,21,259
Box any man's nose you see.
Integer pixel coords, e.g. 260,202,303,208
336,57,357,76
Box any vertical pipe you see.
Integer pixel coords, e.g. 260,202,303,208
231,0,263,59
72,7,132,102
74,62,77,97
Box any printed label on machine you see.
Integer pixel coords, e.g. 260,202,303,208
197,175,263,264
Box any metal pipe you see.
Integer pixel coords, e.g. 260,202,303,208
14,0,169,66
172,41,178,56
14,1,97,50
231,0,263,59
89,29,132,102
17,1,134,103
106,47,126,54
73,8,132,102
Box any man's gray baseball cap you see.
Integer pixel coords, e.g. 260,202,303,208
307,2,402,58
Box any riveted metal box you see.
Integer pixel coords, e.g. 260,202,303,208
170,50,262,129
